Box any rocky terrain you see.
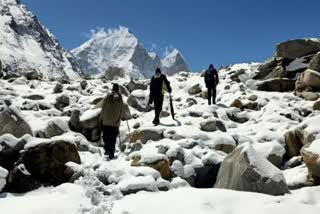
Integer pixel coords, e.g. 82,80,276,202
0,37,320,213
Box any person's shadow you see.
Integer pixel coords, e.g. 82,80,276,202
159,119,182,127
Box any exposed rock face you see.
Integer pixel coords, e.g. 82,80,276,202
161,49,189,75
309,52,320,71
0,108,33,138
104,66,125,80
257,78,296,92
0,0,81,80
5,140,80,193
276,39,320,59
314,100,320,111
215,143,290,196
54,95,70,111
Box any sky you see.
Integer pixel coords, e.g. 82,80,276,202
22,0,320,71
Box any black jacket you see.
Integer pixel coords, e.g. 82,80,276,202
204,68,219,88
149,74,172,104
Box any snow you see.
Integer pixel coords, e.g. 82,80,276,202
117,175,157,193
0,166,8,191
283,164,308,187
286,58,308,72
112,187,320,214
80,108,101,121
241,143,286,183
306,139,320,155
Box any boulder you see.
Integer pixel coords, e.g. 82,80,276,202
248,94,258,102
104,66,125,79
0,166,8,192
230,99,243,110
125,79,148,92
53,83,63,93
5,140,80,193
133,122,140,129
254,58,279,80
227,109,249,124
300,91,319,101
160,111,170,118
309,52,320,72
23,94,45,100
200,119,227,132
129,128,163,144
313,100,320,111
215,143,290,196
127,90,149,112
0,108,33,138
301,69,320,91
257,79,296,92
188,84,202,95
38,120,68,139
68,110,81,132
24,69,40,80
80,80,88,89
276,39,320,59
79,109,101,142
301,140,320,179
54,95,70,111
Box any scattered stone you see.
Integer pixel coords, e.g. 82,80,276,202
309,52,320,72
160,111,170,118
188,84,202,95
0,108,33,138
125,79,148,92
130,142,143,153
200,119,227,132
38,120,67,138
68,110,81,132
230,99,243,110
54,94,70,111
24,69,41,80
313,100,320,111
23,94,45,100
80,80,88,89
53,83,63,93
129,128,163,144
301,141,320,179
215,143,290,196
132,122,140,129
248,94,258,102
300,91,319,101
257,79,296,92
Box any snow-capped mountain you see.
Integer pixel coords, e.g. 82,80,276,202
162,49,189,76
0,0,81,80
72,27,189,78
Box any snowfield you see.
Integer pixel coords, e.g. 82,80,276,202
0,62,320,213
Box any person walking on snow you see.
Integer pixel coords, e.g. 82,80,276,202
100,83,125,159
149,68,172,126
204,64,219,105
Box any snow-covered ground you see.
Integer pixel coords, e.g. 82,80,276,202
0,62,320,213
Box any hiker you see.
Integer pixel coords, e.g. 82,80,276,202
100,83,124,159
149,68,172,125
204,64,219,105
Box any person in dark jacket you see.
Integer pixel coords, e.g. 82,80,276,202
204,64,219,105
100,83,124,159
149,68,172,125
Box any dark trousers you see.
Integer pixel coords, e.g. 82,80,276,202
154,95,164,122
102,125,119,158
207,86,216,104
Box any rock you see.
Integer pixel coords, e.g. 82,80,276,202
80,80,88,89
313,100,320,111
178,71,190,77
160,111,170,118
79,109,101,142
301,140,320,179
132,122,140,129
157,145,169,154
194,163,221,188
200,119,227,132
24,69,40,80
38,120,67,138
0,166,8,192
285,126,316,159
58,77,70,84
284,156,303,169
267,154,283,169
148,160,172,180
227,109,249,124
125,79,148,92
300,91,319,101
248,94,258,102
129,128,163,144
276,39,320,59
68,110,81,132
23,94,45,100
54,95,70,111
257,79,296,92
301,69,320,91
188,84,202,95
309,52,320,72
119,84,129,96
122,103,132,120
0,108,33,138
214,143,236,154
186,97,197,106
254,58,280,80
127,90,149,112
264,66,286,80
215,143,290,196
130,142,143,153
230,99,243,110
230,69,246,82
53,83,63,93
5,140,80,193
104,66,125,79
91,97,104,106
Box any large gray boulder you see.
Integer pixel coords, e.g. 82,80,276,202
125,79,148,92
276,39,320,59
215,143,290,196
127,90,149,112
104,66,125,80
257,78,296,92
188,84,202,95
129,128,163,144
309,52,320,72
0,108,33,138
200,119,227,132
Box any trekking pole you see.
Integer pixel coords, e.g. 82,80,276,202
126,120,131,133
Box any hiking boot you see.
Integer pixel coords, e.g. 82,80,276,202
152,118,160,126
208,100,211,105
